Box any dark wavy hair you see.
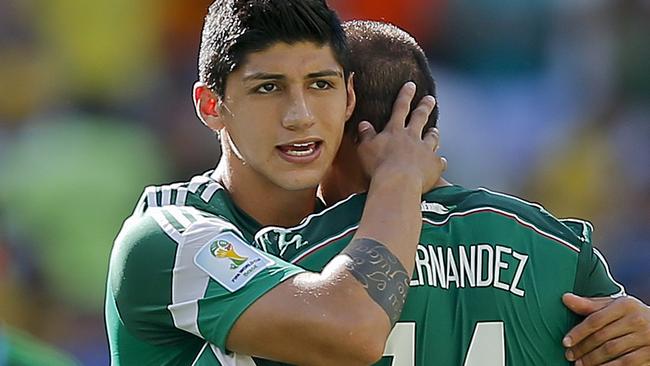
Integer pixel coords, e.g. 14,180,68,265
198,0,349,97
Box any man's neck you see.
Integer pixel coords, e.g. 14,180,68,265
320,138,453,205
318,139,369,205
214,157,318,227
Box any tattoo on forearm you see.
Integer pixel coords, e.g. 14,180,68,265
341,238,410,325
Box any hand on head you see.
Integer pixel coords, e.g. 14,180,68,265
356,81,446,193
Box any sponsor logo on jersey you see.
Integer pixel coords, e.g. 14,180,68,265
195,232,274,292
210,240,248,269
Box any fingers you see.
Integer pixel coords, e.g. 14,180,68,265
357,121,377,144
563,293,614,317
597,346,650,366
566,317,637,362
565,296,650,366
573,333,649,366
386,82,417,131
407,96,436,138
563,297,626,348
422,127,440,151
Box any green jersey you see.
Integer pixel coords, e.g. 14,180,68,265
254,185,625,366
105,171,305,365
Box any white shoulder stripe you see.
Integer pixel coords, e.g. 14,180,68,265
161,186,172,206
593,248,626,298
166,206,193,228
175,187,188,206
167,224,214,338
165,212,248,339
188,176,211,193
150,208,181,242
200,182,222,202
145,186,158,208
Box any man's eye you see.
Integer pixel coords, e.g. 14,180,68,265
257,83,278,93
310,80,332,90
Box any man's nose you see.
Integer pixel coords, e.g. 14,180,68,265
281,89,316,131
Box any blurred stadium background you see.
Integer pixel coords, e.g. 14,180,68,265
0,0,648,364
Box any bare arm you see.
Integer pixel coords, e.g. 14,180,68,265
227,82,444,365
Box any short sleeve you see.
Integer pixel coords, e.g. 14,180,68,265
568,219,626,298
109,207,304,352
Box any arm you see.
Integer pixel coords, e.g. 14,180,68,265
227,82,444,365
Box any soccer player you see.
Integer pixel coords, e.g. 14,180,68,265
105,1,445,365
252,21,650,365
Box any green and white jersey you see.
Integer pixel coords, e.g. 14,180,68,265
105,171,304,366
254,185,625,366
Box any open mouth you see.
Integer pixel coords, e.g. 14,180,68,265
278,142,319,156
276,141,323,163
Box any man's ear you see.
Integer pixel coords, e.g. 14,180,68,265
344,72,356,121
193,82,224,132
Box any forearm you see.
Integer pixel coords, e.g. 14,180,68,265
353,168,423,274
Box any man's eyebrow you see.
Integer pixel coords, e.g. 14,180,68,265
307,70,343,79
242,72,286,82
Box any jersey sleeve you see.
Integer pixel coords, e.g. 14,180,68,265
108,206,305,352
565,219,626,298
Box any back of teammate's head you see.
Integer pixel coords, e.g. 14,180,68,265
199,0,349,97
343,20,438,138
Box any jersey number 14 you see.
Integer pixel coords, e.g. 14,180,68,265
383,321,505,366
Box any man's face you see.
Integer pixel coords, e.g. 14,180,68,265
215,41,354,191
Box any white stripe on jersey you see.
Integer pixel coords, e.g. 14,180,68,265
561,218,595,240
188,176,211,193
422,206,581,253
166,206,193,228
165,215,245,338
254,193,361,242
593,248,626,298
145,186,158,208
150,208,182,242
209,344,257,366
190,343,210,366
161,186,172,206
175,187,188,206
478,187,549,213
201,182,222,202
167,222,213,337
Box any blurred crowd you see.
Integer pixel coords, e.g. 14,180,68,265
0,0,648,364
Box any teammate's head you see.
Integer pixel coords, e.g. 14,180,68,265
343,20,438,138
198,0,349,98
319,21,439,203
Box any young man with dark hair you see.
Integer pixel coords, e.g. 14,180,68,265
106,2,445,365
254,20,650,366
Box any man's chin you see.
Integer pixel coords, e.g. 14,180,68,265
275,173,323,192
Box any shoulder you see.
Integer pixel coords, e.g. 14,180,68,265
134,172,227,214
422,186,589,253
108,201,253,339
